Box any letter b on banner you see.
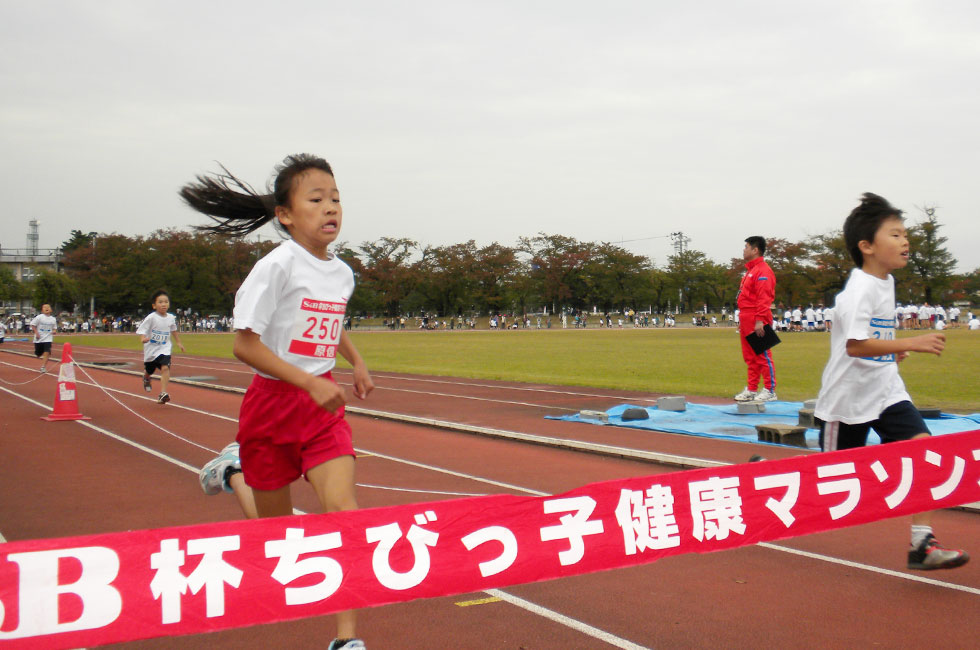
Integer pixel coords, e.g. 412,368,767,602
0,547,121,639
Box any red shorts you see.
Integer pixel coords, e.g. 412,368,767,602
237,372,354,491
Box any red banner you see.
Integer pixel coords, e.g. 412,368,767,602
2,431,978,648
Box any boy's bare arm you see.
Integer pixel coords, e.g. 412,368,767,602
846,332,945,358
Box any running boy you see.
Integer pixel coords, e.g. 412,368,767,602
30,304,58,372
814,193,968,570
136,290,185,404
185,154,373,650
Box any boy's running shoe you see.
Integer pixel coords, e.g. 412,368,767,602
158,392,170,405
142,375,152,392
199,442,241,495
733,387,756,402
328,639,366,650
908,534,969,570
39,366,47,373
754,388,777,402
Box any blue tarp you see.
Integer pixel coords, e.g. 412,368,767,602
546,402,980,449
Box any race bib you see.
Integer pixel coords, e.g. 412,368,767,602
287,298,346,359
864,317,895,362
149,328,169,345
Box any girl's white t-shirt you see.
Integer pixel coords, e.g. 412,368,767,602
234,239,354,378
815,268,910,425
136,312,177,361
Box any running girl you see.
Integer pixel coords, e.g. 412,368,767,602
183,154,373,650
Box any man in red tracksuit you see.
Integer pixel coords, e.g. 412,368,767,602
735,236,777,402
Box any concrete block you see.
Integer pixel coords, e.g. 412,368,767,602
798,408,815,428
803,399,818,410
756,423,808,448
578,410,609,423
622,407,650,421
737,402,766,414
657,396,686,411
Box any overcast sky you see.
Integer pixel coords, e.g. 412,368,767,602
2,1,978,271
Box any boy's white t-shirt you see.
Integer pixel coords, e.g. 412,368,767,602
30,314,57,343
234,239,354,378
815,268,910,425
136,312,177,361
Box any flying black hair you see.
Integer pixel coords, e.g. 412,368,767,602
181,154,334,237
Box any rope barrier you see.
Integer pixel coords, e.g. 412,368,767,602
72,361,217,454
0,365,48,386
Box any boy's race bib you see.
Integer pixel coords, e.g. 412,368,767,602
287,298,346,359
863,317,895,362
148,328,169,345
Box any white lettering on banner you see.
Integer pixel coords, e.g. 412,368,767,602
870,458,913,509
366,513,439,590
186,536,242,618
266,528,343,605
752,472,801,528
689,477,745,541
924,451,967,500
816,463,860,520
460,526,518,577
539,496,604,566
614,485,680,555
150,536,242,624
150,539,187,624
0,547,121,639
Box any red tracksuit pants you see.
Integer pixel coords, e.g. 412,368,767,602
739,321,775,391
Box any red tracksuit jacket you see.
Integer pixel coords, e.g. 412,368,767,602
737,257,775,326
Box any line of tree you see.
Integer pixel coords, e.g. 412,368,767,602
6,208,977,318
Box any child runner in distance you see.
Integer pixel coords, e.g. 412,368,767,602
184,154,373,650
814,193,968,571
136,290,185,404
31,304,58,372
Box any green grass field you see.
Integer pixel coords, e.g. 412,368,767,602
55,327,980,412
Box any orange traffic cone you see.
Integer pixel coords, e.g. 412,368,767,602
42,342,91,421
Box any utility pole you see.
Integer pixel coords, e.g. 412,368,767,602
669,231,690,257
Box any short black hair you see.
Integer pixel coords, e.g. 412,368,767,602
744,236,766,257
843,193,904,267
151,289,169,304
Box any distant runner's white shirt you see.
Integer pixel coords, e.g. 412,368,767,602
30,314,57,343
234,239,354,379
815,269,910,424
136,312,177,361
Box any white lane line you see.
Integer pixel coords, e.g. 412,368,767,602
39,342,664,403
756,542,980,596
486,589,650,650
0,382,644,648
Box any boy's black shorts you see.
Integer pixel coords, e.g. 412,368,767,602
34,342,52,357
817,400,929,451
145,354,172,375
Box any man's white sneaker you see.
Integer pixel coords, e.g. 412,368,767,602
755,388,777,402
734,387,757,402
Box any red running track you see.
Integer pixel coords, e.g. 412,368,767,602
0,342,977,649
